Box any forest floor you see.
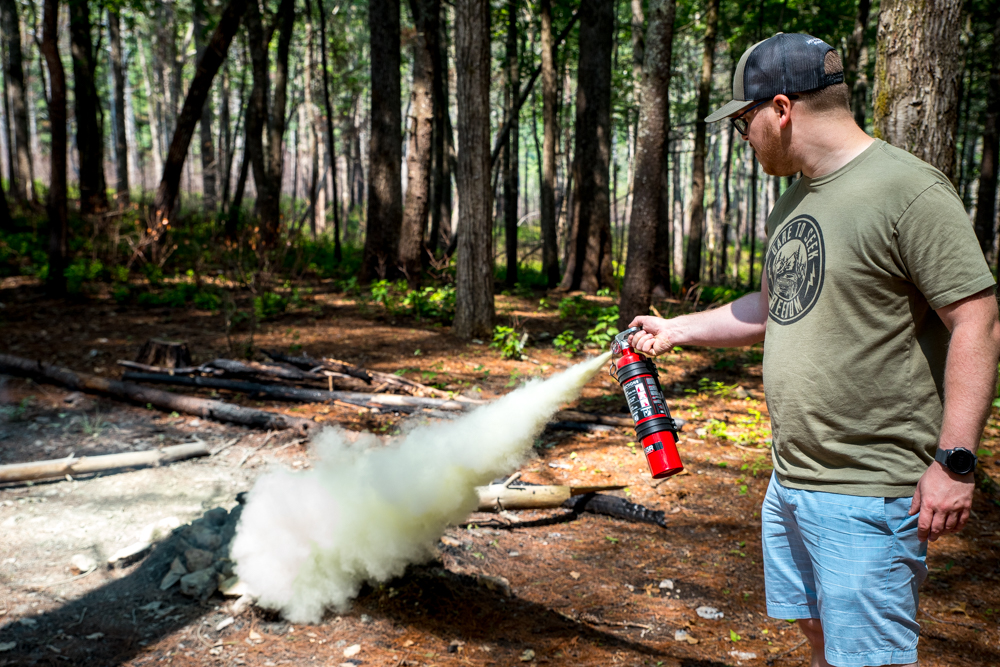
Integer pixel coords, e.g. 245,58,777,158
0,275,998,667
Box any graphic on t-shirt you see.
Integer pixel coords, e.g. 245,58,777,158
766,214,825,325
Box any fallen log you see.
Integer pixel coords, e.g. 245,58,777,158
117,360,215,376
0,443,209,483
0,354,316,434
263,350,371,382
120,371,473,411
476,480,626,511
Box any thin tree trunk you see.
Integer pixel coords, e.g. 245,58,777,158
748,157,757,289
138,43,164,180
193,0,217,212
974,8,1000,257
69,0,107,214
227,139,250,238
539,0,559,286
682,0,718,289
872,0,964,179
219,63,232,211
503,0,519,287
316,0,342,259
108,9,129,205
719,123,734,281
151,0,249,233
361,0,403,280
560,0,614,293
0,0,30,203
844,0,871,127
399,0,436,285
41,0,66,295
618,0,676,328
453,0,494,339
428,0,447,255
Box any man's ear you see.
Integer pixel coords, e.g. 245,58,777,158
773,94,795,129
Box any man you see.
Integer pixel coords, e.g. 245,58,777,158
628,33,1000,667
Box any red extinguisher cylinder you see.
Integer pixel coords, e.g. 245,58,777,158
611,328,683,479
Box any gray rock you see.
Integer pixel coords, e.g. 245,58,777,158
160,557,188,591
204,507,229,528
107,542,152,568
184,548,214,572
180,567,218,600
186,524,222,550
216,559,235,578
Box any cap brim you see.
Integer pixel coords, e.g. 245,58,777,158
705,99,755,123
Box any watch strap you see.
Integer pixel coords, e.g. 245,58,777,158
934,448,949,466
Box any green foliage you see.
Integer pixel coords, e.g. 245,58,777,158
585,305,619,348
558,295,601,320
0,397,32,422
65,258,103,294
553,330,583,356
366,280,456,324
254,291,288,321
491,325,527,360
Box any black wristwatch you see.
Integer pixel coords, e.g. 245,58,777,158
934,447,978,475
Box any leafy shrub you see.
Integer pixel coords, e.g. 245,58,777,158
553,330,582,356
254,291,288,320
65,258,103,294
492,325,527,360
585,305,619,348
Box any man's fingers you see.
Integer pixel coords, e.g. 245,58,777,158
957,508,970,532
943,511,960,533
908,486,921,516
917,507,932,541
928,510,948,542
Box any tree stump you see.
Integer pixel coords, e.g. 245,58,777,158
136,339,193,369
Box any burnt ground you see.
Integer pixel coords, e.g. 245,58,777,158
0,276,998,667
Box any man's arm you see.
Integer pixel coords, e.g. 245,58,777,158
910,288,1000,541
628,274,770,356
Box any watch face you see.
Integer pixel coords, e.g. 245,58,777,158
948,448,977,475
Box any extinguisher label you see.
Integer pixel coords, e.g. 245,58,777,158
644,441,664,455
624,376,667,421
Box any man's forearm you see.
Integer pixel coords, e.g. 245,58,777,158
667,292,768,348
938,317,1000,451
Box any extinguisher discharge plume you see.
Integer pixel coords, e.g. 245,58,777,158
231,351,612,623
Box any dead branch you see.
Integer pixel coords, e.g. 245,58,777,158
0,443,209,483
0,354,316,434
766,639,808,665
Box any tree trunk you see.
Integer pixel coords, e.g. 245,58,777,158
872,0,964,179
503,0,519,287
69,0,107,214
719,123,734,280
316,0,342,258
219,64,232,211
974,9,1000,257
152,0,249,233
844,0,871,127
0,0,32,203
453,0,494,339
361,0,403,281
42,0,66,296
399,0,437,285
428,0,449,255
193,0,218,212
108,9,129,205
560,0,613,293
682,0,718,289
539,0,559,286
618,0,677,328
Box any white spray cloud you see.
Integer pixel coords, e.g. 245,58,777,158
231,352,612,623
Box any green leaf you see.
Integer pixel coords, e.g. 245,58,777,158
729,629,741,642
977,449,993,457
605,536,619,543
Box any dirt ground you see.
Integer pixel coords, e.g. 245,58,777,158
1,276,999,667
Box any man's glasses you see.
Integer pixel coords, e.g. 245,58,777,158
730,95,799,136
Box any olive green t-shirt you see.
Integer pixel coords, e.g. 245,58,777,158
763,139,995,497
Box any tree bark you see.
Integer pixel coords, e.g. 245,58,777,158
682,0,718,289
108,9,129,205
193,0,218,212
0,0,32,203
453,0,494,339
219,64,232,211
361,0,403,281
316,0,342,259
152,0,249,234
844,0,871,127
974,9,1000,257
428,0,449,254
560,0,613,293
399,0,437,286
872,0,964,179
41,0,66,296
539,0,559,286
69,0,107,214
618,0,677,328
503,0,519,287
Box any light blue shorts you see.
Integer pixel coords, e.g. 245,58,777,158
762,474,928,667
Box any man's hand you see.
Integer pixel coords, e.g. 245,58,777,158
908,461,974,542
627,316,674,357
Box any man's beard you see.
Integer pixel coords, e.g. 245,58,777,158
751,122,796,177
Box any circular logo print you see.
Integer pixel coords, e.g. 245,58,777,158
765,214,825,325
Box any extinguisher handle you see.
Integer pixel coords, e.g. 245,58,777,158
612,326,645,355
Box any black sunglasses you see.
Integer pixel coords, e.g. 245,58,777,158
730,95,799,136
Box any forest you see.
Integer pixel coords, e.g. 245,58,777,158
1,0,1000,666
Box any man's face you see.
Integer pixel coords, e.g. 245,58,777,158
739,100,797,177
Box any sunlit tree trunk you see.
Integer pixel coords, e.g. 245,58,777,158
69,0,107,214
873,0,963,179
539,0,559,286
317,0,341,258
193,0,217,212
682,0,718,289
0,0,32,203
453,0,494,339
41,0,66,295
503,0,519,287
428,0,449,255
108,9,129,205
618,0,676,328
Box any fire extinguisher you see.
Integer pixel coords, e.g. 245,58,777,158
609,326,683,479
